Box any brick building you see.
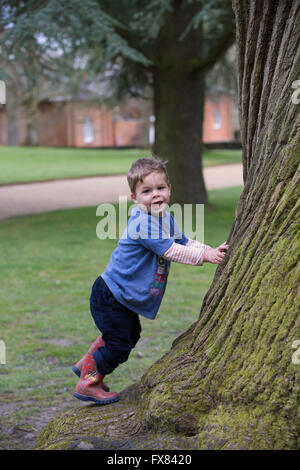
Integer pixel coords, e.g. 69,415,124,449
0,93,236,147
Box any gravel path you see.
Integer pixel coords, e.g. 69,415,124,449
0,163,243,220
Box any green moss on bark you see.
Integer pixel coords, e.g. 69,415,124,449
197,404,298,449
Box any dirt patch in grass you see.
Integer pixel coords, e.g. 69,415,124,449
0,397,81,450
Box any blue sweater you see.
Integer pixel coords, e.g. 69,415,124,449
101,206,188,319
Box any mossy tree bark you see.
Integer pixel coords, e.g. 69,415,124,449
36,0,300,450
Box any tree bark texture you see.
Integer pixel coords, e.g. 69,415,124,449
36,0,300,450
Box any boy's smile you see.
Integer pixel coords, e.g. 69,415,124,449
131,171,171,215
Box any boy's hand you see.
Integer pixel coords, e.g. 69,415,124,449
204,242,229,264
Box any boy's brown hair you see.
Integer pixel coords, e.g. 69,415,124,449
127,156,170,195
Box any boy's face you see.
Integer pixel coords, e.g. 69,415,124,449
131,171,171,215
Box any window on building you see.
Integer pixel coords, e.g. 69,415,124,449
213,109,222,130
84,117,94,143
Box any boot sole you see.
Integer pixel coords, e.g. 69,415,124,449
73,392,120,405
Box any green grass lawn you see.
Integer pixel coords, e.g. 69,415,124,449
0,146,242,185
0,186,242,445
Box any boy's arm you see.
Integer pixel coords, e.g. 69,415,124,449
163,237,210,266
163,241,229,265
162,242,205,265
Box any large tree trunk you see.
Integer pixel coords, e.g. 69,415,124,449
35,0,299,450
153,2,207,204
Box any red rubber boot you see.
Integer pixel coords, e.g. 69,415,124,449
72,336,110,392
73,352,119,405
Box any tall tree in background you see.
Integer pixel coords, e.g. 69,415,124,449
0,0,235,203
36,0,299,450
148,1,235,204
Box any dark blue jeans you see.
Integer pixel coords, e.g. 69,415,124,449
89,276,141,375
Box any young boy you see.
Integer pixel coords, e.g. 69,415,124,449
73,157,228,405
